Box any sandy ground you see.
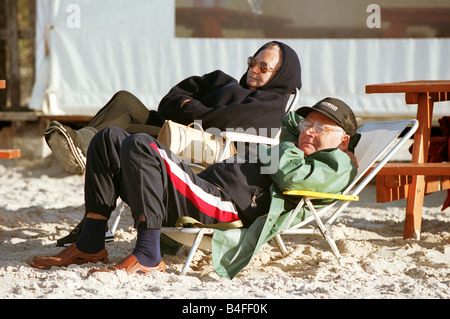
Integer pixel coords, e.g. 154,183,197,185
0,155,449,301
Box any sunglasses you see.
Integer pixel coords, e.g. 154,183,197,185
247,56,278,74
299,119,345,136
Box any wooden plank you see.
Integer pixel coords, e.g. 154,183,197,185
39,115,93,123
0,28,34,40
0,149,21,159
0,112,93,122
0,2,6,109
371,163,450,176
425,176,450,193
407,91,450,104
375,175,450,202
376,176,409,202
366,81,450,94
29,0,36,81
5,0,20,109
0,111,39,121
404,92,433,239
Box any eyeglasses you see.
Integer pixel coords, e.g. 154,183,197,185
247,56,278,74
299,119,345,136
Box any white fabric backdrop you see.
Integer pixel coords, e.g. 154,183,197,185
30,0,450,120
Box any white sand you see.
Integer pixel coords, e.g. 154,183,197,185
0,157,449,300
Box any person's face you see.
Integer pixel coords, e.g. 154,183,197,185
298,111,350,156
246,47,282,89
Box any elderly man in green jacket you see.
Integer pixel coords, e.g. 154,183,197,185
212,97,359,278
31,97,358,279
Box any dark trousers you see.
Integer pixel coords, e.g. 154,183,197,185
84,127,240,229
87,90,165,137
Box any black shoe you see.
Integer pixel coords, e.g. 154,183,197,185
56,218,115,247
45,121,86,175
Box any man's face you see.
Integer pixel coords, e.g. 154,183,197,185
298,111,349,156
246,47,282,89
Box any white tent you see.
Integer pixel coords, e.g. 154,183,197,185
30,0,449,120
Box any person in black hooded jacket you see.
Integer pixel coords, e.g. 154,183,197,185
45,41,302,176
158,41,302,132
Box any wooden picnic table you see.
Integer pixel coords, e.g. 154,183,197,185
366,81,450,239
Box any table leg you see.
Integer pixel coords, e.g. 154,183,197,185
403,92,433,239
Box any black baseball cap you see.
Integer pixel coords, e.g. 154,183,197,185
295,97,357,136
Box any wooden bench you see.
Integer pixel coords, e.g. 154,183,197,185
366,163,450,202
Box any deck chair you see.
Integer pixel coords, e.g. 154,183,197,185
107,88,300,237
277,119,419,264
160,119,418,275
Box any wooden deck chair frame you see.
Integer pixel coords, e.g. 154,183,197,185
160,119,419,275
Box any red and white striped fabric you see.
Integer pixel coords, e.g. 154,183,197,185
150,143,240,223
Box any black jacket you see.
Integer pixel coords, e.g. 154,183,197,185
198,156,273,227
157,41,302,135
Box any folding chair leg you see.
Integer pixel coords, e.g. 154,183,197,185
274,234,288,256
306,198,342,264
181,228,207,275
217,139,232,162
109,200,126,235
320,229,342,264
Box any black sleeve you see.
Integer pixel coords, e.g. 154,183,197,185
158,71,234,125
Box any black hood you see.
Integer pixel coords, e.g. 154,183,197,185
239,41,302,95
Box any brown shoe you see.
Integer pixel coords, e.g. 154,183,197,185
30,243,108,270
88,255,166,275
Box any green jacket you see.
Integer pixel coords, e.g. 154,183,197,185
211,112,357,279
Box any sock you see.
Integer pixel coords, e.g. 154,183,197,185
132,223,161,267
75,218,107,254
